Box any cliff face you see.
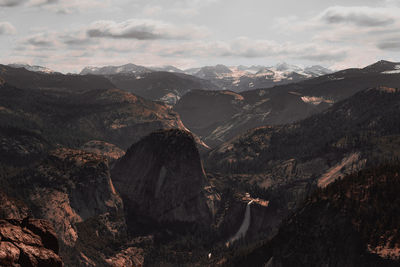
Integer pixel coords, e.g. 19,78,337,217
0,218,63,267
112,129,212,225
80,140,125,164
25,148,124,246
0,192,29,220
5,147,129,266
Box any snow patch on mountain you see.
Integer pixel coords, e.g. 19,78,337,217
8,63,55,74
304,65,333,76
149,65,184,73
382,65,400,74
80,63,151,75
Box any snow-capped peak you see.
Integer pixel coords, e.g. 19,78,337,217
272,62,303,73
80,63,152,75
304,65,333,76
149,65,184,73
8,63,55,74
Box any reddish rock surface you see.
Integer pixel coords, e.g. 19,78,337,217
0,218,62,267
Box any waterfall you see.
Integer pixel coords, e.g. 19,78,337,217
226,200,253,246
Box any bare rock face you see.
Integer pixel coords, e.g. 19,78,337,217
112,129,212,225
105,247,144,267
27,148,124,246
0,218,62,267
0,192,29,220
10,148,126,265
80,140,125,164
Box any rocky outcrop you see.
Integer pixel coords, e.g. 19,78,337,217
105,247,144,267
81,140,125,164
8,147,127,266
0,192,29,220
112,129,212,225
0,218,62,267
29,148,124,246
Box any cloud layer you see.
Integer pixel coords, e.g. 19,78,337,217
1,1,400,72
87,19,206,40
0,0,109,13
0,0,26,7
320,6,396,27
0,22,16,35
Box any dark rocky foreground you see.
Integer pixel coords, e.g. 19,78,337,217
0,218,62,266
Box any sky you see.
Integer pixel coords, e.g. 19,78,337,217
0,0,400,73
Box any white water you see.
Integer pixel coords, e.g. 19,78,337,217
226,200,253,246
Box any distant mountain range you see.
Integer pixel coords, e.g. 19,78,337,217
78,62,333,93
185,63,333,92
7,62,333,105
176,60,400,147
5,60,400,148
8,63,56,74
80,63,151,75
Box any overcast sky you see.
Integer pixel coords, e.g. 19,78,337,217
0,0,399,72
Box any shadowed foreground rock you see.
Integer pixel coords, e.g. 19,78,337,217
0,218,62,267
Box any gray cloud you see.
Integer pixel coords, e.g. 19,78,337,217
377,39,400,51
58,32,94,46
0,22,16,35
0,0,26,6
153,38,346,64
296,50,348,62
88,29,159,40
0,0,108,14
320,6,396,27
0,0,56,7
25,34,57,47
5,1,400,72
86,19,205,40
37,0,107,14
62,37,92,46
33,0,58,6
